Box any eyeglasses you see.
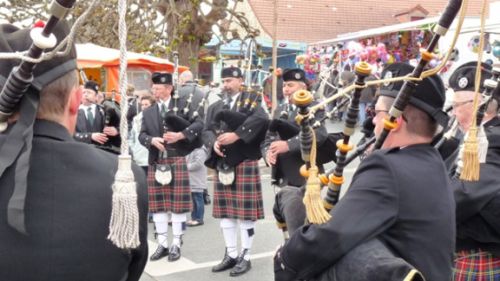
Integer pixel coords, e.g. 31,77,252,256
374,109,408,122
375,109,389,116
452,100,473,109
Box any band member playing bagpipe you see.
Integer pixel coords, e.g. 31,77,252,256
203,66,269,276
439,62,493,169
139,72,204,262
274,63,455,281
178,70,205,101
445,62,500,280
261,68,330,235
0,20,148,281
74,80,121,153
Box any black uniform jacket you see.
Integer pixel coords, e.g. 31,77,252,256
280,144,455,281
75,104,105,143
261,102,327,187
178,81,205,100
74,105,121,154
202,92,269,167
0,120,148,281
139,93,204,164
452,119,500,256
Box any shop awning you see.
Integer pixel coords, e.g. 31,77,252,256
312,17,440,46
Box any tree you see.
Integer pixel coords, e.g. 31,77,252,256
0,0,259,75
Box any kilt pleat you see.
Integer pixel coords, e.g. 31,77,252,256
213,160,264,221
147,156,192,213
454,249,500,281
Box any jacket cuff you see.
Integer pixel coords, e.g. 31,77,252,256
287,136,300,153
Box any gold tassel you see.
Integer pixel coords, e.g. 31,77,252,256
460,0,487,182
303,166,331,224
460,127,480,181
302,130,331,224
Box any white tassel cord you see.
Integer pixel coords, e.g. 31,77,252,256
107,0,140,249
108,155,140,249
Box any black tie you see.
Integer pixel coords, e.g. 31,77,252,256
224,96,233,110
161,103,167,117
87,107,94,126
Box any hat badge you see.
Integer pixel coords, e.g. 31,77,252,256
458,77,469,89
232,70,238,77
295,73,302,80
383,71,393,87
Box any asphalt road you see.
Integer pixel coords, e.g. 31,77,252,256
140,120,363,281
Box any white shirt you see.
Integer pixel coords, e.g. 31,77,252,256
228,93,240,110
157,98,171,112
80,104,96,120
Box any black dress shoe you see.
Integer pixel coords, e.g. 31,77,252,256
149,245,169,261
168,245,181,262
212,251,238,272
229,258,252,276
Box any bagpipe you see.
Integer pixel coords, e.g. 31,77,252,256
161,52,205,153
0,0,78,235
204,87,268,185
0,0,141,249
0,0,77,132
100,99,122,154
268,101,344,186
154,52,205,185
204,38,269,185
275,0,465,279
272,0,468,230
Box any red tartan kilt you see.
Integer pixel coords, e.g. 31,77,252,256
454,249,500,281
147,156,192,213
213,160,264,221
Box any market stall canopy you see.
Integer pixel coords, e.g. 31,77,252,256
76,43,188,93
312,17,440,46
76,43,187,72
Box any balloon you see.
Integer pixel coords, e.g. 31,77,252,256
428,59,438,68
468,35,481,53
296,54,307,65
321,54,331,64
493,45,500,59
359,49,368,61
387,54,394,64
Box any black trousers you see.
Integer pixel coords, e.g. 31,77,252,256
273,186,306,235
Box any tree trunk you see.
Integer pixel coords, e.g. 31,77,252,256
177,40,201,76
164,0,201,77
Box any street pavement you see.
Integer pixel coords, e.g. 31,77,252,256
140,120,364,281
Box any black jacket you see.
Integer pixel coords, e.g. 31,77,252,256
75,105,105,143
452,120,500,256
139,93,204,164
203,92,269,168
279,144,455,281
74,104,121,152
261,103,328,187
0,120,148,281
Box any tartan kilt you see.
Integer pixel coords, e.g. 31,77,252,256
147,156,192,213
213,160,264,221
454,249,500,281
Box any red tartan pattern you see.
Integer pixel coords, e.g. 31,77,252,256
147,156,192,213
454,249,500,281
212,160,264,220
